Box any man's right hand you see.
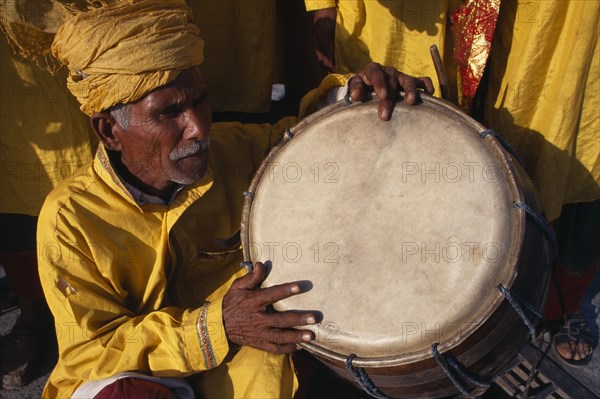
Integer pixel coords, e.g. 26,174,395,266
222,262,318,353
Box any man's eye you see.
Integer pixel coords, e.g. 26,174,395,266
159,104,182,116
193,95,207,107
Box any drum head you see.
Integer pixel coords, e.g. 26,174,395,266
243,96,523,365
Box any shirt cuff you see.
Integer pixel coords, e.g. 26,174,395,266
305,1,336,12
299,73,354,119
185,297,229,370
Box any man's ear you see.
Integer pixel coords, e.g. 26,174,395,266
90,112,123,151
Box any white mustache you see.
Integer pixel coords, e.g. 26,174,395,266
169,138,211,161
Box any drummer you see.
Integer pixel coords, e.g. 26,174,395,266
8,1,434,398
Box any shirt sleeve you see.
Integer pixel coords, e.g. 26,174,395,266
37,205,230,381
299,73,354,119
210,116,298,172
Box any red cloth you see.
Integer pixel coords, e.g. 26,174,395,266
450,0,501,110
94,378,176,399
0,251,45,299
544,262,599,320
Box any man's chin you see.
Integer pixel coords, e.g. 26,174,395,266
171,163,208,185
171,167,209,185
171,152,209,185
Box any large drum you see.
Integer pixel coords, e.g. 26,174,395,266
241,95,553,398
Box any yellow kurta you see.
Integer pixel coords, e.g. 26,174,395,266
190,0,278,113
37,118,297,398
483,1,600,221
0,35,97,216
305,0,460,98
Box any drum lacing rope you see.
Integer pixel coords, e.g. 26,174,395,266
497,284,550,399
431,283,548,398
521,338,552,399
430,344,491,398
510,201,555,388
512,202,557,258
497,284,546,342
344,354,394,399
502,201,554,399
479,129,525,167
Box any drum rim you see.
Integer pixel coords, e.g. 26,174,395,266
241,93,526,367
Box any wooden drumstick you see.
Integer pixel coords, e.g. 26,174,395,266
430,44,451,101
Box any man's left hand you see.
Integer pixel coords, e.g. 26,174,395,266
349,63,435,121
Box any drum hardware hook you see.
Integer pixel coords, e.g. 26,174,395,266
512,202,557,258
344,354,395,399
284,129,294,141
343,91,352,106
243,191,255,200
343,75,352,106
431,343,491,398
240,261,254,272
479,129,526,167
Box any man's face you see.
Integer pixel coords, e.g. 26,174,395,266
113,69,212,192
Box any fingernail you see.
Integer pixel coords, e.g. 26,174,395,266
302,332,313,342
408,92,416,102
381,109,389,120
290,285,301,294
306,316,316,324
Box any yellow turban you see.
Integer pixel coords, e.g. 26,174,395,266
52,0,204,115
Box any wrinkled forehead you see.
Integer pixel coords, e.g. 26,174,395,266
152,68,206,97
130,68,207,110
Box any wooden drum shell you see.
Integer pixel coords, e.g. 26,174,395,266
242,95,553,398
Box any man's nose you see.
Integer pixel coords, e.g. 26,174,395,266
182,107,210,140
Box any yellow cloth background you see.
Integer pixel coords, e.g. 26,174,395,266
38,118,296,398
484,0,600,221
190,0,278,113
305,0,461,100
0,34,97,216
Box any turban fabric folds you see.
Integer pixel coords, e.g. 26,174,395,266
53,0,204,114
1,0,205,114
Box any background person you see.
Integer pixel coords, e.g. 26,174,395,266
305,0,461,102
0,32,97,389
482,0,599,366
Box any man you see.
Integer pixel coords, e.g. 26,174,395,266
12,0,434,398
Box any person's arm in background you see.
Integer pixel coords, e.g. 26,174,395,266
305,1,337,72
